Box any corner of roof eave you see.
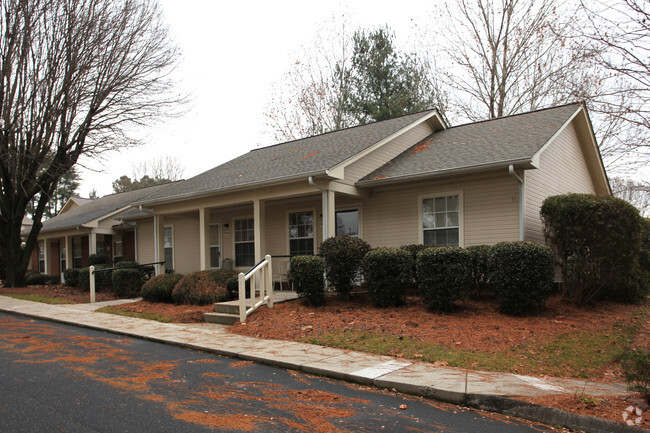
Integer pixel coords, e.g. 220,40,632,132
356,159,536,187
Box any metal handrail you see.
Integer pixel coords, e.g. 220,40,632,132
90,261,164,274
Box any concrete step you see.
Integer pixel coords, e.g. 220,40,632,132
213,303,239,314
204,312,239,325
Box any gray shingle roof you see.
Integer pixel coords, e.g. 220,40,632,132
135,110,438,205
359,103,582,184
40,183,176,233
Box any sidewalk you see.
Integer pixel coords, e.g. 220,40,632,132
0,295,644,433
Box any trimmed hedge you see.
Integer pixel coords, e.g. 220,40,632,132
363,248,412,307
489,242,554,316
400,244,429,280
88,254,109,266
63,268,80,287
288,255,325,306
115,260,155,279
466,245,492,298
319,236,371,299
25,271,59,285
141,273,184,303
417,247,472,313
171,270,235,305
112,268,144,298
541,193,646,304
79,264,112,291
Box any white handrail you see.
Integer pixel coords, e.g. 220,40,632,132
238,254,273,322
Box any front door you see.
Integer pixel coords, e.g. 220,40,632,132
210,223,221,269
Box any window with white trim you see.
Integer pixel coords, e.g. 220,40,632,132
73,239,82,268
163,226,173,270
209,223,221,268
38,241,45,273
60,242,66,272
335,209,359,237
422,195,460,247
113,237,123,264
234,218,254,267
289,211,314,256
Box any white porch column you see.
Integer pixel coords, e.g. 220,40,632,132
88,232,97,256
43,239,50,274
327,190,336,239
65,235,72,270
253,199,266,262
199,207,210,270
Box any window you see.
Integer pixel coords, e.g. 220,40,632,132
73,239,82,268
336,209,359,237
113,237,123,264
209,223,221,268
422,195,460,247
38,241,45,273
234,218,254,267
60,242,66,271
289,211,314,256
96,240,106,255
163,226,173,270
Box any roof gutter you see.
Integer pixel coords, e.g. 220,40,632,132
509,165,524,241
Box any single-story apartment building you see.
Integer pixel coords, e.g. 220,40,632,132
35,102,610,281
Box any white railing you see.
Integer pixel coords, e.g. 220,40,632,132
239,254,273,322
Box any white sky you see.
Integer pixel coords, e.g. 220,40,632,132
78,0,429,197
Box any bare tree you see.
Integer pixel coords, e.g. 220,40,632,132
439,0,592,121
132,156,184,183
0,0,181,286
610,177,650,217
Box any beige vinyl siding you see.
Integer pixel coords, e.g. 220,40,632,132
524,122,596,243
363,173,519,248
344,123,433,182
136,219,155,264
164,213,200,274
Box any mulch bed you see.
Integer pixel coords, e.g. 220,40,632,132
0,285,120,303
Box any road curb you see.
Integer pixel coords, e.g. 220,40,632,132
1,304,647,433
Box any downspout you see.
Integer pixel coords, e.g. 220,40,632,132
308,176,329,239
509,165,524,241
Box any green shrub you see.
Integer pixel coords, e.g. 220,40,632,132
399,244,429,280
115,260,155,279
288,255,325,306
226,277,251,300
319,236,371,299
622,349,650,403
25,271,59,285
88,253,109,266
466,245,492,298
79,264,112,291
63,268,80,287
363,248,412,307
171,270,233,305
141,273,184,303
417,247,472,313
541,193,646,304
489,242,554,316
111,268,145,298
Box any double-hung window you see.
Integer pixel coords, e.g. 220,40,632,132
422,194,460,247
289,211,314,256
38,241,45,273
73,239,82,268
113,237,123,264
163,226,173,270
234,218,254,267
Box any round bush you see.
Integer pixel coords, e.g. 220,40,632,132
25,271,59,285
141,273,184,303
171,271,233,305
466,245,492,298
63,268,80,287
79,264,112,291
417,247,472,313
116,260,155,279
319,236,371,299
489,242,554,316
111,268,144,298
363,248,412,307
288,255,325,306
88,253,109,266
400,244,429,280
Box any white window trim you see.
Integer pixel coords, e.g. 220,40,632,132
163,225,174,270
335,205,363,238
286,207,317,256
113,236,123,263
209,221,222,269
418,191,464,247
232,215,254,270
60,241,66,272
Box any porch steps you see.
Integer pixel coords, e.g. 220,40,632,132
204,291,299,326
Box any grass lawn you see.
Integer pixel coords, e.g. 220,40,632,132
96,306,173,323
3,293,73,304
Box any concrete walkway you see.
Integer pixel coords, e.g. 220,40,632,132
0,295,644,433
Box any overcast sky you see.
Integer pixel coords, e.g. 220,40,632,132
77,0,430,197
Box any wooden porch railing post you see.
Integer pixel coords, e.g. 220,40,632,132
89,265,96,304
238,272,246,322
